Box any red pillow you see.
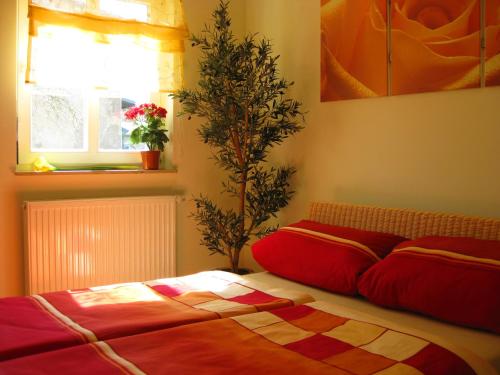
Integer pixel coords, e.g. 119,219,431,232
358,236,500,333
251,220,406,295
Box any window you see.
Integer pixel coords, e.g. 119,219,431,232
17,0,187,166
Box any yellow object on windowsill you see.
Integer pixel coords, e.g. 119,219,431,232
32,156,56,172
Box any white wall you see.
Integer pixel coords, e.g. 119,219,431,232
1,0,499,294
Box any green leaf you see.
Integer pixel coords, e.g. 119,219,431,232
130,127,143,145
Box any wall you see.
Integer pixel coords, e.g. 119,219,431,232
241,0,500,270
0,0,246,297
2,0,499,295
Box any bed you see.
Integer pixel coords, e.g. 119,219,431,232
1,201,499,374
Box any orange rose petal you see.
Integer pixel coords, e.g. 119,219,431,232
348,1,388,95
468,0,481,31
443,63,482,90
321,0,370,68
321,41,377,101
485,54,500,86
392,0,478,42
321,0,346,61
426,31,480,57
485,25,500,58
320,30,330,97
396,0,471,20
375,0,387,22
484,12,500,87
485,0,500,26
392,29,479,94
371,0,387,30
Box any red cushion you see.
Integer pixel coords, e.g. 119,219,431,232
251,220,406,295
358,236,500,333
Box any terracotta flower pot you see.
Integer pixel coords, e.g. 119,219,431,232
141,150,161,170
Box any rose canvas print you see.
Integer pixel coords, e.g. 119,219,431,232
320,0,500,102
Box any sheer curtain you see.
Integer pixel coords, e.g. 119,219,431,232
26,0,188,93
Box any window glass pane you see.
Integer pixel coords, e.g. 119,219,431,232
31,87,86,151
99,0,149,22
99,93,148,151
31,0,86,13
99,97,123,150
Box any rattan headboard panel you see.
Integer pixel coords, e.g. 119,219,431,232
309,202,500,240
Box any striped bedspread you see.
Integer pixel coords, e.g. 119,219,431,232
1,301,494,375
0,271,312,361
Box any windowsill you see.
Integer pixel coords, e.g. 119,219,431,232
14,164,177,175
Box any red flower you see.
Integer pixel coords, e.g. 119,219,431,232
124,107,138,120
156,107,167,118
124,103,167,122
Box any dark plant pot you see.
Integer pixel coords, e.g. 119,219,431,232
216,267,253,275
141,150,161,170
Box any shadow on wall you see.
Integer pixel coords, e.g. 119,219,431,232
332,186,500,218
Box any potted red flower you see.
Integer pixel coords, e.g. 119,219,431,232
124,103,169,170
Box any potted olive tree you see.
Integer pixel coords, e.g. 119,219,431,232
172,1,305,273
125,103,169,170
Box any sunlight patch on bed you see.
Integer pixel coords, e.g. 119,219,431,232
70,284,164,307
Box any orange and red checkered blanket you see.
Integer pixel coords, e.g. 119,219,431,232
1,301,494,374
0,271,312,361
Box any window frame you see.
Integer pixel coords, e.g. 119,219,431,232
16,0,174,167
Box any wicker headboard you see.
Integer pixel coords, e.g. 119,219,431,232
309,202,500,240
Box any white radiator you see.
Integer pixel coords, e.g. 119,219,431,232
24,196,177,294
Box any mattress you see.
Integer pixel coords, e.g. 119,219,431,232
242,271,500,373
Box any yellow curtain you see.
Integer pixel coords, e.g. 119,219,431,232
26,0,188,93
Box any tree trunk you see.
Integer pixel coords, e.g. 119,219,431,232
230,248,240,273
233,168,247,273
